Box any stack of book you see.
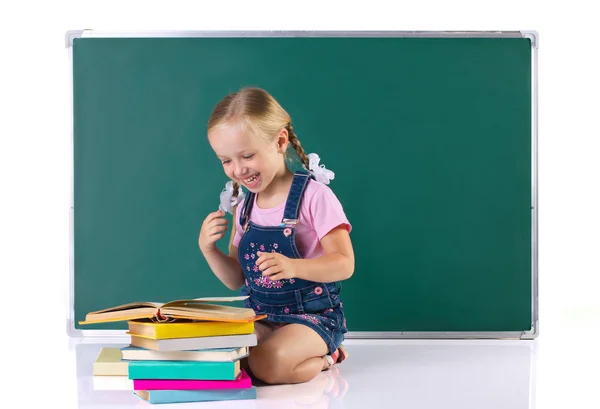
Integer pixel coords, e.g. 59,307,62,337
83,296,265,404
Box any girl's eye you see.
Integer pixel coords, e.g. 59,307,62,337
221,160,231,164
243,154,255,159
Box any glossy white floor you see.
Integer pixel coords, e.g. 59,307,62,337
70,314,599,409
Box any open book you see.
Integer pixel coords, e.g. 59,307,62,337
79,296,265,325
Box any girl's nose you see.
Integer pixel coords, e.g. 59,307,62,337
234,163,246,177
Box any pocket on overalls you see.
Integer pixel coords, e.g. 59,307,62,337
299,284,334,313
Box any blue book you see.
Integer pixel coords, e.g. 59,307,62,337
128,359,240,380
134,387,257,404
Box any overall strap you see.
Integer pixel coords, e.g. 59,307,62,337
239,190,255,229
281,170,313,225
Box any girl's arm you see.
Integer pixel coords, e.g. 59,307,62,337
199,207,245,291
257,225,354,283
292,225,355,282
202,247,245,290
255,186,354,284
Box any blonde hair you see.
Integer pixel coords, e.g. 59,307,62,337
207,87,310,248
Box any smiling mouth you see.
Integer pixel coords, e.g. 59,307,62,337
242,173,260,187
244,174,259,183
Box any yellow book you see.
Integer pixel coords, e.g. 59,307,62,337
93,347,128,376
127,319,255,340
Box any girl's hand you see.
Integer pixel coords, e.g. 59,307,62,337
256,251,297,281
198,210,228,254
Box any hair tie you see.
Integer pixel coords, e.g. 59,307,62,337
218,181,245,215
304,153,335,185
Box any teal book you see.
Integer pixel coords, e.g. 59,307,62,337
134,386,257,404
128,359,241,380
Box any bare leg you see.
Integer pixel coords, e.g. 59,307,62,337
240,321,277,371
248,323,330,385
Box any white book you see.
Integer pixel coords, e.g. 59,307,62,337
130,333,257,352
120,346,249,361
92,375,133,390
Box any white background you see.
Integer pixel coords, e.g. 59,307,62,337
1,1,598,408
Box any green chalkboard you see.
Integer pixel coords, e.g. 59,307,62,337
69,31,536,337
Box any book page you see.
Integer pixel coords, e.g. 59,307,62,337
80,307,159,324
161,296,248,308
88,301,163,314
161,303,256,320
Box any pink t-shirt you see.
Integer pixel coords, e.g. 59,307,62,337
232,179,351,259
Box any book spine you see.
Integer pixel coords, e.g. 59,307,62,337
128,360,237,380
139,387,257,404
154,333,257,351
155,321,254,339
133,376,251,390
122,349,244,362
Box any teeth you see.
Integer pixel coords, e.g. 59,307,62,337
244,174,259,184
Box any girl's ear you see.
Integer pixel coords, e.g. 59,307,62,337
275,127,289,153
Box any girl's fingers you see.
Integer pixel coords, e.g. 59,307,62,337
204,210,226,225
211,218,228,227
256,251,273,266
210,225,228,236
267,272,284,281
257,259,276,271
208,221,228,235
262,265,282,277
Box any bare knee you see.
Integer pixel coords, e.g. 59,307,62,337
248,343,289,384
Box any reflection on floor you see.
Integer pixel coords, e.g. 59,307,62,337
74,338,536,409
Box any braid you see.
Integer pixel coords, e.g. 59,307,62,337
286,124,310,170
227,181,241,252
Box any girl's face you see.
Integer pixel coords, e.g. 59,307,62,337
208,122,288,194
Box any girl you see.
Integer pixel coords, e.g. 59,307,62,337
198,87,354,385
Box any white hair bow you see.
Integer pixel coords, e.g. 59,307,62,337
218,181,245,215
305,153,335,184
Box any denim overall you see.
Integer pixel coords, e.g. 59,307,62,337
238,170,347,353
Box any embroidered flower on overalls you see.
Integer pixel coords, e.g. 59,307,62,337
250,243,255,247
253,276,285,288
246,266,251,271
251,253,255,259
273,243,278,249
297,314,320,325
259,244,265,251
252,265,259,272
244,254,250,260
284,307,290,314
253,276,267,287
289,278,295,284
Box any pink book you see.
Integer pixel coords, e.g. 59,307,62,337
133,369,252,390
